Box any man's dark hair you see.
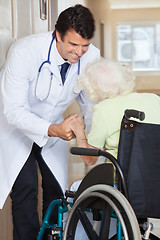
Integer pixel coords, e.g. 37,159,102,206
53,4,95,40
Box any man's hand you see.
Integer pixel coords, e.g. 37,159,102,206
48,114,78,141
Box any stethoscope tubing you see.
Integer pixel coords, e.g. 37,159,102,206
38,36,55,72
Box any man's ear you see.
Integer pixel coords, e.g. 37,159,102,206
56,30,61,42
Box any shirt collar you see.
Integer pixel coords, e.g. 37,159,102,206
52,40,70,66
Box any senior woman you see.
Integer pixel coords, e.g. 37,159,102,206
69,58,160,166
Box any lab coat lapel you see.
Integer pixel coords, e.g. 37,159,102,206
50,61,61,82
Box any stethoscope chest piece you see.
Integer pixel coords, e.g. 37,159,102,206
73,84,82,94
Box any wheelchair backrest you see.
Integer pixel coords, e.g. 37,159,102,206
117,116,160,218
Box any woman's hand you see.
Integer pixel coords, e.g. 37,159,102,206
69,116,85,137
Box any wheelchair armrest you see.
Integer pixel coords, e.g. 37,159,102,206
65,190,76,199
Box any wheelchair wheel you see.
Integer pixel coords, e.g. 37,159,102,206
63,184,141,240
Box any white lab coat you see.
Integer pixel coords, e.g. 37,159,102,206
0,32,100,209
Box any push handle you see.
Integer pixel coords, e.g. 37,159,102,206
124,109,145,121
70,147,101,156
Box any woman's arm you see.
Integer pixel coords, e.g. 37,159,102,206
69,116,99,166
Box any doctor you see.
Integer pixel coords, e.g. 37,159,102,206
0,4,100,240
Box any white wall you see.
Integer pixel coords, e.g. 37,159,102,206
0,0,14,69
86,0,112,58
57,0,87,14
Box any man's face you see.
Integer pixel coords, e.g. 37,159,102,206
56,29,90,63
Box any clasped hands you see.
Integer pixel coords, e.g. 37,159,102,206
48,114,85,141
48,114,98,166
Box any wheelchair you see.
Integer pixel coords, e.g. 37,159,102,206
37,109,160,240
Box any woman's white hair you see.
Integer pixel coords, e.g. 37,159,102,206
77,58,135,102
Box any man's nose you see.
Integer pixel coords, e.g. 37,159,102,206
76,46,84,56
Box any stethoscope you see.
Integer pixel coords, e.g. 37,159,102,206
35,36,80,101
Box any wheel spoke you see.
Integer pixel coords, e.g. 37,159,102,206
99,201,112,239
77,207,99,240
